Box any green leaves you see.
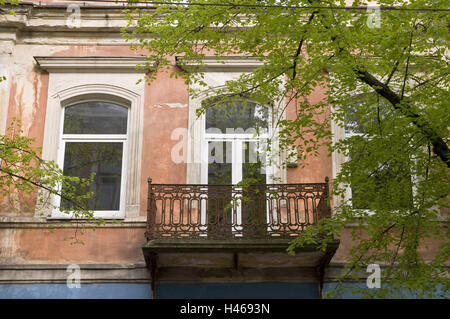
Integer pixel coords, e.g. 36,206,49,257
0,0,19,16
123,0,450,298
0,118,98,244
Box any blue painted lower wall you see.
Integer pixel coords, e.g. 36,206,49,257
323,282,449,299
0,282,318,299
0,283,152,299
1,282,447,299
157,282,319,299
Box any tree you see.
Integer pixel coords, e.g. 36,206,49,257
0,0,19,16
0,118,100,244
122,0,449,298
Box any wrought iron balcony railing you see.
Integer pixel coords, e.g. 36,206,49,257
145,178,331,241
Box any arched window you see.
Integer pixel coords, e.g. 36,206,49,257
59,100,129,217
205,98,269,135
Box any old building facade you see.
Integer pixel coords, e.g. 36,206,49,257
0,1,446,299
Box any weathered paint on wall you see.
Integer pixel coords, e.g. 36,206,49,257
0,283,152,299
140,61,189,216
0,3,446,296
0,227,146,264
322,282,449,299
332,227,448,263
156,282,319,299
0,282,321,299
286,82,332,184
5,45,59,143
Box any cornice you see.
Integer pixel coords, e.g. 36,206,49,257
34,56,154,72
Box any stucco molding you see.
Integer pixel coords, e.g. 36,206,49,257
0,263,150,284
0,263,321,284
40,79,145,219
0,216,147,228
0,3,154,33
34,56,153,72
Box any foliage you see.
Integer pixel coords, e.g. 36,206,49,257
0,119,101,244
123,0,449,298
0,0,19,16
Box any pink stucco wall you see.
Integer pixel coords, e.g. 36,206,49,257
0,2,443,268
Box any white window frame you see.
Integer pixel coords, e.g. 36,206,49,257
340,97,417,214
52,99,130,219
200,98,279,237
201,99,273,185
343,123,372,213
178,56,287,186
201,136,273,233
35,56,149,220
177,56,286,234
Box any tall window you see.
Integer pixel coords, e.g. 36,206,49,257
58,101,128,218
200,97,271,232
344,95,413,210
203,97,270,185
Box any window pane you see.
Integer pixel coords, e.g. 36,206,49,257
61,142,123,211
345,101,366,135
207,141,232,229
206,99,269,134
64,101,128,134
345,95,391,135
349,152,414,210
208,141,232,185
351,172,413,210
242,141,266,184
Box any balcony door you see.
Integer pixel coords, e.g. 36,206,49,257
201,97,270,235
206,140,267,185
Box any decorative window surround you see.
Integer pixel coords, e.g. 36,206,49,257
177,56,287,185
330,94,417,214
330,104,346,210
36,56,153,219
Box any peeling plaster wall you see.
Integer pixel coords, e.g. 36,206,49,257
0,227,146,265
6,44,59,146
286,82,332,184
0,53,12,135
140,62,189,213
0,3,444,282
0,4,191,266
0,229,17,264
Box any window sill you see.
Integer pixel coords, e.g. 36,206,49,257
0,216,147,228
49,211,125,220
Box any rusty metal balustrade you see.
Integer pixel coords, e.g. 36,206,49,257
145,177,331,240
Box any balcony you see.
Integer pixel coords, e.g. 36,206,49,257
145,178,333,240
142,178,339,297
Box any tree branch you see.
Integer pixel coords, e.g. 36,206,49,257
0,167,89,213
354,68,450,167
315,7,449,167
291,12,317,80
400,31,414,99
